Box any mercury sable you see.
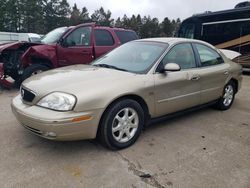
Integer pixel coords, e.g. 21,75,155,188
12,38,242,149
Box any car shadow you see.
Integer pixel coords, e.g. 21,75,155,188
22,132,105,152
145,106,212,131
20,105,213,156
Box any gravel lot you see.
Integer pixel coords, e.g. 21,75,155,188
0,76,249,188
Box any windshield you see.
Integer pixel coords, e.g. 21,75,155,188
92,41,168,74
41,27,68,44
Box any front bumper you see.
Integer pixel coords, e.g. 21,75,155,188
11,95,104,141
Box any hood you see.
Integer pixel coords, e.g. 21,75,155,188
27,44,55,54
21,64,153,112
22,64,141,102
0,41,21,52
0,41,41,53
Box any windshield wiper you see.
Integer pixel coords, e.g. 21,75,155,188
94,64,128,72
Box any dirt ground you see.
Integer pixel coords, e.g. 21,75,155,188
0,76,249,188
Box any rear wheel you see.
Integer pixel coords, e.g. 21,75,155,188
216,81,236,110
98,99,144,150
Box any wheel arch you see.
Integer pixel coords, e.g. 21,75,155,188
229,78,239,93
97,94,150,135
30,57,54,69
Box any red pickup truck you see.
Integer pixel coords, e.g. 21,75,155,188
0,23,138,87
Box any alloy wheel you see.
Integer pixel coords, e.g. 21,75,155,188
111,107,139,143
223,85,234,106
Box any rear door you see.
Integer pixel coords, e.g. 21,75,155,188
193,43,230,104
93,29,119,58
57,26,94,66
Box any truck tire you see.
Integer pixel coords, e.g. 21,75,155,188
22,64,50,82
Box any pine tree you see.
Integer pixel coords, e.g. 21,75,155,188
70,3,81,26
0,1,182,37
160,17,173,37
0,0,7,31
115,17,123,28
57,0,71,27
91,7,114,26
80,7,91,23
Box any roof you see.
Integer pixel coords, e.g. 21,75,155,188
135,37,217,49
74,22,135,32
137,37,208,45
191,6,250,18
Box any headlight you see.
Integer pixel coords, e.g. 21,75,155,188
37,92,76,111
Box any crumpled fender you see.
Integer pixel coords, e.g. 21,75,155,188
21,44,57,67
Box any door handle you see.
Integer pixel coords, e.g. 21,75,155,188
82,51,91,55
224,70,229,75
190,75,200,81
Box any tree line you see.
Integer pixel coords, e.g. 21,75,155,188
0,0,181,38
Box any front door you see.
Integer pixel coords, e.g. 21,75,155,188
154,43,201,116
57,26,94,66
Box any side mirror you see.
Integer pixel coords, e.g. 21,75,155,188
59,38,68,47
164,63,181,72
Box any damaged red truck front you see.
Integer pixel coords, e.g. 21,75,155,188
0,23,138,88
0,41,42,88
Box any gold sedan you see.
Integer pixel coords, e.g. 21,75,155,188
12,38,242,149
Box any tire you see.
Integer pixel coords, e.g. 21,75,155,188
98,99,145,150
14,77,22,89
22,64,50,82
215,81,236,111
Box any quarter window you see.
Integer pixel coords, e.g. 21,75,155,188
65,27,91,46
161,43,196,69
94,29,114,46
195,44,224,67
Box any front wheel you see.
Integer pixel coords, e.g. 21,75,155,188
215,81,236,110
22,64,50,81
98,99,144,150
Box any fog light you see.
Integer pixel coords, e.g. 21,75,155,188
44,132,57,138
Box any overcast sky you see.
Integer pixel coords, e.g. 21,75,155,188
68,0,243,21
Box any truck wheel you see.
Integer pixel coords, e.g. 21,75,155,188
22,64,50,82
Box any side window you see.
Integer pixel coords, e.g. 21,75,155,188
65,27,91,47
94,29,114,46
114,30,138,44
161,43,196,69
195,44,224,67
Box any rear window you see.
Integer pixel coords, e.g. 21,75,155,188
114,30,138,44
